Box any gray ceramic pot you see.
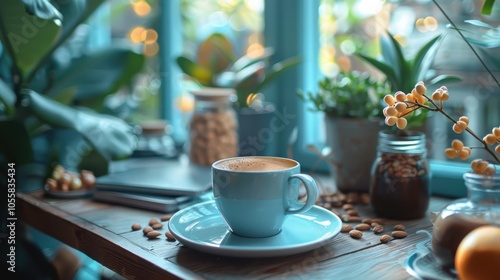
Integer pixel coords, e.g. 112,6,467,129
325,117,383,193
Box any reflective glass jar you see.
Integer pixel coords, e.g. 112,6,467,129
369,131,431,219
431,172,500,269
188,88,238,166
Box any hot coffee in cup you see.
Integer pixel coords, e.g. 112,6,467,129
212,156,318,238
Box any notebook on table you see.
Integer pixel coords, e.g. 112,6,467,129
94,158,212,197
93,190,195,213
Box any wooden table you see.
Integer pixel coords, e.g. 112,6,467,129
18,184,453,280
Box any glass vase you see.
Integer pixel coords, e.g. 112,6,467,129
431,171,500,269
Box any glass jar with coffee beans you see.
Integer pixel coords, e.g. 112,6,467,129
188,88,238,166
369,131,431,220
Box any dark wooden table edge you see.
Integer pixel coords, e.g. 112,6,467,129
18,192,205,280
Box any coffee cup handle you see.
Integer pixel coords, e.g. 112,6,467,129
285,174,318,214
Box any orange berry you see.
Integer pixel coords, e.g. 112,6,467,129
431,90,442,101
385,106,398,117
395,91,406,102
495,145,500,154
441,92,450,101
416,95,426,104
484,166,496,175
463,147,472,155
451,139,464,151
395,102,407,112
456,120,468,131
452,124,463,134
396,118,407,129
472,160,489,173
406,93,415,102
415,83,426,95
383,95,396,106
457,150,470,160
459,116,469,125
444,148,457,159
385,116,398,126
484,134,497,145
493,127,500,138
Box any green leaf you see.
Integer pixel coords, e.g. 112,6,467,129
411,34,442,84
26,89,136,160
380,34,400,75
51,0,103,46
464,19,495,29
427,74,463,86
0,117,33,164
197,33,235,74
231,47,275,72
234,61,266,101
21,0,63,20
0,78,15,115
0,0,61,78
386,32,409,91
47,45,145,100
255,57,301,93
481,0,496,15
355,53,399,89
176,56,213,86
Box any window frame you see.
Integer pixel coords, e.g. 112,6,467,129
159,0,469,198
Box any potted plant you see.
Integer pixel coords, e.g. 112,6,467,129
176,33,300,155
0,0,145,189
298,70,390,193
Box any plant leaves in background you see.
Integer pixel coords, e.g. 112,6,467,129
255,56,301,93
0,0,61,78
0,78,15,115
355,53,397,89
197,33,235,74
427,75,463,87
47,45,145,100
231,47,274,72
0,118,33,164
481,0,496,15
22,0,63,20
176,56,213,86
411,34,442,84
26,89,136,160
51,0,103,46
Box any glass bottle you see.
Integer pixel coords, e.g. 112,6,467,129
431,172,500,269
188,88,238,166
369,131,431,219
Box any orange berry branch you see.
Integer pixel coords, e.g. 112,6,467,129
382,81,500,175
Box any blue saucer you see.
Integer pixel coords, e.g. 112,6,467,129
168,200,341,258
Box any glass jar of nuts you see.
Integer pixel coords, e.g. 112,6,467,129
369,131,431,219
188,88,238,166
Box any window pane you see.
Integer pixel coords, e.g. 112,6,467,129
107,0,161,123
313,0,500,166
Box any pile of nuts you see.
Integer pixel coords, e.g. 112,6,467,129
189,110,238,166
316,191,409,243
130,214,177,241
45,165,96,192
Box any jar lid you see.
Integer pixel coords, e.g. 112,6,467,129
378,131,426,154
190,87,236,101
138,120,169,135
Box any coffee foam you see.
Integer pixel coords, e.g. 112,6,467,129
215,157,296,172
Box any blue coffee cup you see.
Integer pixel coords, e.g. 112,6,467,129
212,156,318,238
